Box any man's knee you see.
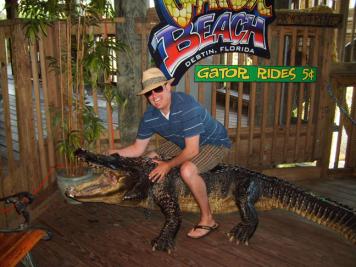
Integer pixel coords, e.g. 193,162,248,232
180,161,198,180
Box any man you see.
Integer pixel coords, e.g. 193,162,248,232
109,67,231,238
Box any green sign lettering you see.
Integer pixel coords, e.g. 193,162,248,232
195,65,317,83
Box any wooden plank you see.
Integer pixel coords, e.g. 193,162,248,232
38,36,55,184
224,54,232,128
260,67,269,165
198,60,205,105
45,24,60,108
11,24,38,192
0,32,15,173
319,28,335,177
30,43,48,184
247,56,258,160
283,29,297,162
345,86,356,169
294,29,308,161
235,53,244,164
260,28,272,165
305,28,320,161
271,29,285,164
210,55,219,119
333,87,345,169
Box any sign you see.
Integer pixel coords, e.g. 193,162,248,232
195,65,317,82
149,0,275,85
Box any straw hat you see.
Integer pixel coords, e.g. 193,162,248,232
137,67,175,96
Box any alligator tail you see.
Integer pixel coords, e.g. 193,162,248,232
256,172,356,245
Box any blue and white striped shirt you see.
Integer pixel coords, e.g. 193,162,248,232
137,92,231,149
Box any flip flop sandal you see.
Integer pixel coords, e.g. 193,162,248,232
187,223,219,239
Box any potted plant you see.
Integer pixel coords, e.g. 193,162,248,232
18,0,128,203
52,102,106,203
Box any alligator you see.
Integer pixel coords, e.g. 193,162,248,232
69,148,356,252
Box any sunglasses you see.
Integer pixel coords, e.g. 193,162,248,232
144,85,165,98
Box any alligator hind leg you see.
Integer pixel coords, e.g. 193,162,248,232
229,177,262,245
151,181,182,253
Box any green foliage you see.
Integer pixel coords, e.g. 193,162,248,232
82,104,106,146
18,0,128,176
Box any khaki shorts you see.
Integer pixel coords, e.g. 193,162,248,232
155,141,228,173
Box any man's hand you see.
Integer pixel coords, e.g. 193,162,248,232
149,160,172,183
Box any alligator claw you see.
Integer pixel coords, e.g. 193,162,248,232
228,222,257,246
151,235,175,253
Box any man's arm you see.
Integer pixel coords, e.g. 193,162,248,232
149,135,200,182
108,138,151,158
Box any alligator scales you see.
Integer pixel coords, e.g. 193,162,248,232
69,148,356,252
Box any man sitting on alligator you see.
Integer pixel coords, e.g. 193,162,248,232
107,67,232,239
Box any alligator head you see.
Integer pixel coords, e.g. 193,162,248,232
68,148,155,204
65,168,139,204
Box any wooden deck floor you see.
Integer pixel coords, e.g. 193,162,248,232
27,177,356,267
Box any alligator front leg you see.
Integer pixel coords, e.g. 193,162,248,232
229,177,261,245
151,181,182,253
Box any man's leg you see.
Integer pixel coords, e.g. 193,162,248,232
184,145,227,238
180,161,217,238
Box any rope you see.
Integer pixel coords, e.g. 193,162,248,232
326,84,356,125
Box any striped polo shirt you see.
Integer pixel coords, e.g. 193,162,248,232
137,92,231,149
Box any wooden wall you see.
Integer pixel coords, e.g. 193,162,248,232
0,22,51,227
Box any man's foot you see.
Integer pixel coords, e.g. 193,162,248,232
187,222,219,239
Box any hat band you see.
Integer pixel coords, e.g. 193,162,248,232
142,76,167,89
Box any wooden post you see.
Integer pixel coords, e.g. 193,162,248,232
210,55,219,119
30,43,48,183
235,54,244,164
198,59,205,105
11,23,38,192
345,86,356,170
333,87,345,169
282,28,297,162
0,31,15,174
319,29,334,178
305,28,320,161
247,56,257,164
38,36,56,183
271,28,285,164
224,54,232,128
294,29,308,161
